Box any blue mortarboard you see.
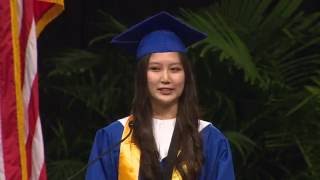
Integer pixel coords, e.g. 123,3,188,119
111,11,207,59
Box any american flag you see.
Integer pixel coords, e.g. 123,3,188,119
0,0,64,179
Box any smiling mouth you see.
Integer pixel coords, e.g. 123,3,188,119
158,88,174,95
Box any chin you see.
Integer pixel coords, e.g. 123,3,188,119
153,97,178,106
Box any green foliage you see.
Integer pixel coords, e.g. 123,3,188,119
45,120,88,179
41,0,320,179
179,0,320,179
180,0,320,90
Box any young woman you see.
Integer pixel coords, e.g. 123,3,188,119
86,11,235,180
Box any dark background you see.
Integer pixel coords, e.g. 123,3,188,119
38,0,319,51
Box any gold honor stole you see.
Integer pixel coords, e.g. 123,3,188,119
118,117,182,180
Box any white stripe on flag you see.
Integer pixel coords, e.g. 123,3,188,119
24,19,45,180
23,20,38,140
31,116,45,180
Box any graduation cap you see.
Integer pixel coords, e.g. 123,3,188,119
111,11,207,59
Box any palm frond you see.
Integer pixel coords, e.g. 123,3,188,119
180,9,261,84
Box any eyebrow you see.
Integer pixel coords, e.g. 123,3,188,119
148,62,182,65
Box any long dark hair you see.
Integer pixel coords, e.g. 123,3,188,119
131,52,203,180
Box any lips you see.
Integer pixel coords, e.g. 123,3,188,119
157,88,174,95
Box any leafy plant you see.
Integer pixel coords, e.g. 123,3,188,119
179,0,320,179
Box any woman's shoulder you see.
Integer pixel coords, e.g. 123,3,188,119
199,120,232,161
199,121,235,179
95,116,130,135
199,120,228,142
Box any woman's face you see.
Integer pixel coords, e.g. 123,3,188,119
147,52,185,107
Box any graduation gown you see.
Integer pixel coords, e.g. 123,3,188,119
86,117,235,180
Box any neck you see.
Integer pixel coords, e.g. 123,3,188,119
151,101,178,120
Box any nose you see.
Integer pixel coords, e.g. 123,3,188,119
160,69,170,84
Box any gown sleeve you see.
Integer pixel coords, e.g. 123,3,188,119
86,122,123,180
200,125,235,180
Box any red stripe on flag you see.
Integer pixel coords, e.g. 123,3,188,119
39,162,47,180
0,0,22,179
34,2,53,22
26,75,40,179
20,0,34,85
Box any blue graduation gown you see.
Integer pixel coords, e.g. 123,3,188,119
86,118,235,180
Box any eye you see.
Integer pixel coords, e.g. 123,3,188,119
170,66,183,72
148,66,161,71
